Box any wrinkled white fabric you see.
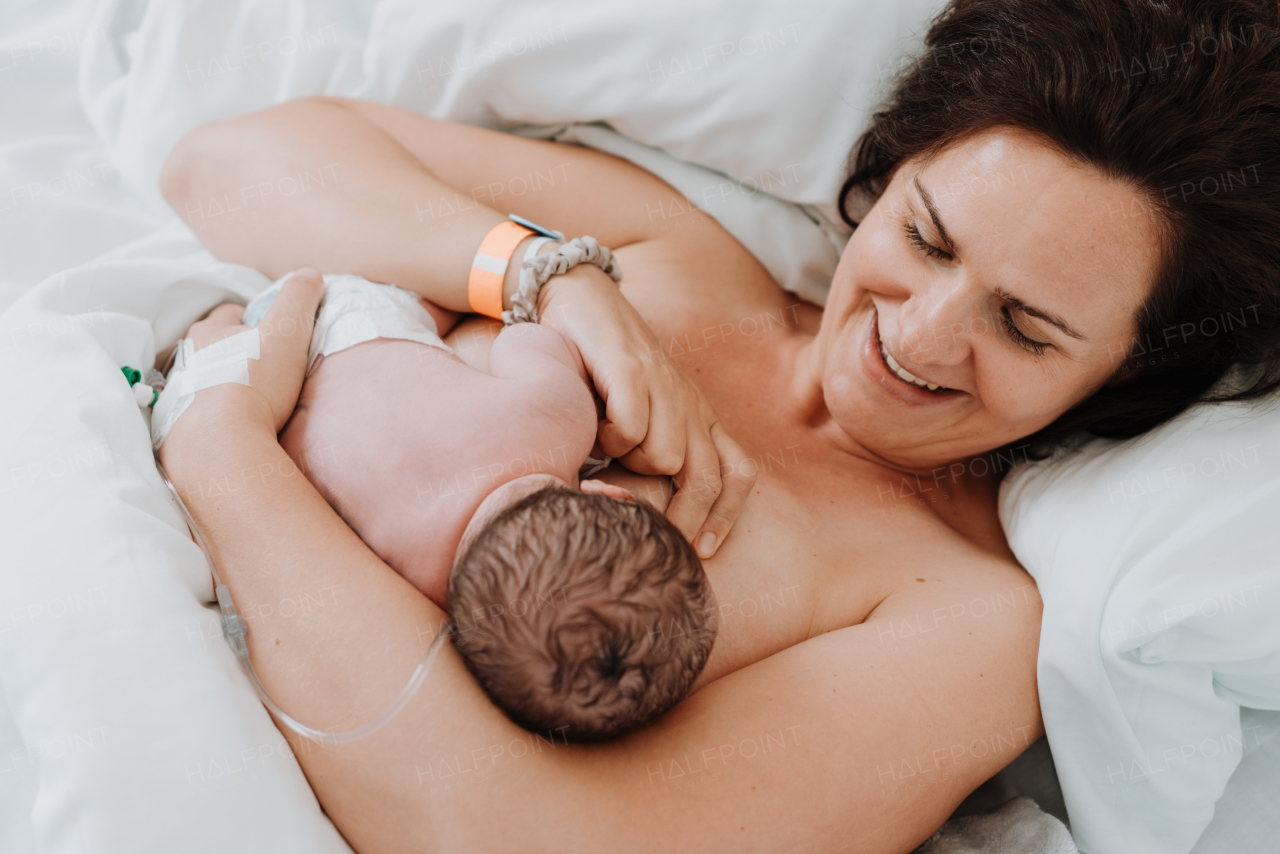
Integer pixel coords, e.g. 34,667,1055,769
0,228,353,854
916,798,1077,854
1000,396,1280,854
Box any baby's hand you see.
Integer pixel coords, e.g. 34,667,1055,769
579,479,634,502
582,468,674,514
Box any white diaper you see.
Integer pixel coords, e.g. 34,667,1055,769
243,273,453,373
152,274,452,449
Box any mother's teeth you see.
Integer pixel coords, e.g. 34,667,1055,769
880,341,940,391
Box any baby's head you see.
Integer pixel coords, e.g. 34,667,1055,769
449,483,717,742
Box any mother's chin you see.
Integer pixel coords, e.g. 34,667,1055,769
814,302,1005,474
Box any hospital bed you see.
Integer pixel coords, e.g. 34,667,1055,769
2,2,1276,852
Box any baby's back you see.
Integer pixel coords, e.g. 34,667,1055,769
281,321,596,605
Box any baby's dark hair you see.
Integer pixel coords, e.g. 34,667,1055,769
449,486,717,742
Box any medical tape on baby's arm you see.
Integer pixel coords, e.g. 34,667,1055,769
151,328,260,450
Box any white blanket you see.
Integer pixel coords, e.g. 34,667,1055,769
9,0,936,313
0,226,352,852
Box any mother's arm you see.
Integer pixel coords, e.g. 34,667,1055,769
160,97,767,552
161,324,1043,854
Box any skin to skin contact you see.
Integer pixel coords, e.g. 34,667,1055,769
157,97,1159,853
279,317,599,607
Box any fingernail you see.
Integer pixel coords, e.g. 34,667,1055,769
696,532,716,558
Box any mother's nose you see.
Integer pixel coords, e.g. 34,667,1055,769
897,278,986,365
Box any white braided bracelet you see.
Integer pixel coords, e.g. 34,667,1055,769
502,235,623,326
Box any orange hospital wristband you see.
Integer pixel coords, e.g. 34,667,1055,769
467,220,534,319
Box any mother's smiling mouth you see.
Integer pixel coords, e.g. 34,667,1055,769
878,338,947,391
868,310,965,399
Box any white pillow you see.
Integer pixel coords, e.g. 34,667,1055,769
83,0,945,215
77,0,948,303
999,396,1280,854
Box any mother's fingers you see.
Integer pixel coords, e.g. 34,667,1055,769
257,268,323,362
253,267,325,432
186,303,247,349
207,303,246,324
617,386,686,476
665,418,724,547
597,359,650,459
691,423,756,558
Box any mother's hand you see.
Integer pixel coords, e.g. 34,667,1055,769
540,269,756,558
159,269,324,458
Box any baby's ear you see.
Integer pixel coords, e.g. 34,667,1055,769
580,480,634,502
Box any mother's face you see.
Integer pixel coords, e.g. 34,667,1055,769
818,127,1161,471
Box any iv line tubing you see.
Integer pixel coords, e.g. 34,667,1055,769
155,457,451,744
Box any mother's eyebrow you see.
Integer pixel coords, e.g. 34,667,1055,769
915,174,1087,342
994,287,1086,341
914,176,953,250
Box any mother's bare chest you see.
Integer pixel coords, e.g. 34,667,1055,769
611,242,1011,647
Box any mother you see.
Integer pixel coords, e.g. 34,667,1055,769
157,1,1280,852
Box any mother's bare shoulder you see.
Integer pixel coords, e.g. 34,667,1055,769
788,451,1035,640
859,488,1040,647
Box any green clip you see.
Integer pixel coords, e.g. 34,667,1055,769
121,366,141,386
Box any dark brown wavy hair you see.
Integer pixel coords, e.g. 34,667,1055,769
450,486,715,742
838,0,1280,444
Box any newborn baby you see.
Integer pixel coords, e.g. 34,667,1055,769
244,274,716,741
